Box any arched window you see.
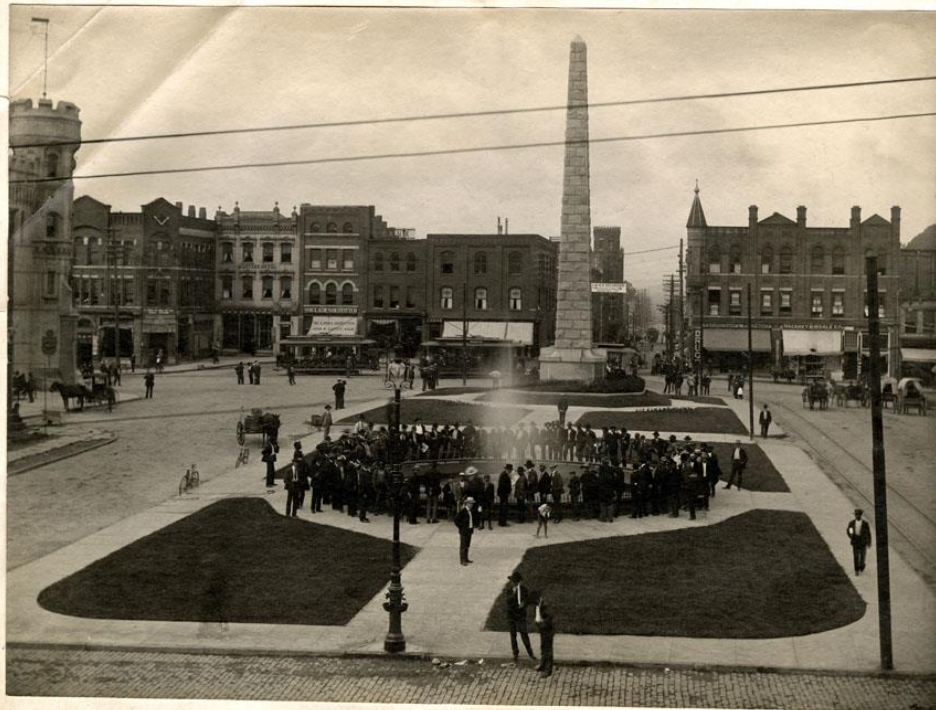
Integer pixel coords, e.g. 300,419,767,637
325,282,338,305
508,251,523,275
309,282,322,305
326,222,338,233
390,252,401,271
729,245,742,274
374,251,384,271
310,222,322,234
509,287,522,311
342,222,354,233
341,283,355,305
760,245,773,274
474,252,488,274
707,246,721,274
810,245,825,274
441,287,454,310
441,251,455,274
406,252,417,272
832,245,845,275
779,244,794,274
46,153,59,178
475,287,488,310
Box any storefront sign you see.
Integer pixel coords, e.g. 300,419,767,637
239,263,281,271
693,329,701,361
591,283,627,294
305,305,358,315
307,315,358,337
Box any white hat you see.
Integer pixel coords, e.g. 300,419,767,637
464,497,475,504
465,465,479,476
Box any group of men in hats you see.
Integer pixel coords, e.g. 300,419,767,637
504,571,554,678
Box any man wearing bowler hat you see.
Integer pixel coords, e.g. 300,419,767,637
505,571,538,663
454,496,476,566
847,508,872,575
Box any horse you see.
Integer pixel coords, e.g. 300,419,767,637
50,382,91,411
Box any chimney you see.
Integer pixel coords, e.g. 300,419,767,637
891,206,901,237
505,218,509,235
187,205,196,217
851,206,861,229
796,205,806,227
497,217,502,235
748,205,758,228
175,201,183,211
198,207,207,220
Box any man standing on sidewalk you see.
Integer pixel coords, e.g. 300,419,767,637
505,571,537,663
759,404,773,438
724,440,747,490
322,404,333,440
847,508,872,575
454,497,475,566
143,370,155,399
235,361,245,385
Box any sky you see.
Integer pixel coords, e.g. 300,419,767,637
8,4,936,298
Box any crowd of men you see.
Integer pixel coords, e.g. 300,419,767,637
275,419,749,526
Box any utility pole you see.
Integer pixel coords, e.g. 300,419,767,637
747,283,754,440
661,275,677,362
106,228,123,375
461,282,468,386
679,238,685,363
865,255,893,670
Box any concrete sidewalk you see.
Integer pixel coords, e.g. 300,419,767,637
7,390,934,675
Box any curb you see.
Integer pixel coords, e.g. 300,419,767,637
8,435,117,476
7,641,935,681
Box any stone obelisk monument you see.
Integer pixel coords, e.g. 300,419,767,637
539,35,605,382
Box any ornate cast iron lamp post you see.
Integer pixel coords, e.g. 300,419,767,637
383,358,408,652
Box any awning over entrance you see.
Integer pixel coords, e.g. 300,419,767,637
901,347,936,363
282,336,375,346
441,320,534,345
782,329,842,356
306,316,358,337
702,328,771,352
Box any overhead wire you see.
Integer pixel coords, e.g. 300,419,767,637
11,74,936,150
11,110,936,185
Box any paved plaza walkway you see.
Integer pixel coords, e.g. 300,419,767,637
7,388,936,679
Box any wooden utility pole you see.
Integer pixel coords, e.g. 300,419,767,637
747,283,754,440
679,238,685,361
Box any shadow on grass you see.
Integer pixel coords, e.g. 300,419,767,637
709,441,789,493
477,390,674,409
38,498,419,626
338,400,531,427
576,407,748,435
485,509,863,638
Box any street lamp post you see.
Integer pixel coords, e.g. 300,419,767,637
383,358,408,653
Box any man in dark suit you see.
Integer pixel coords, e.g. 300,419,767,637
505,571,537,663
724,440,748,490
759,404,773,438
454,497,476,566
847,508,872,575
535,594,555,678
285,458,307,517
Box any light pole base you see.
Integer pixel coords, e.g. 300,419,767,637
384,633,406,653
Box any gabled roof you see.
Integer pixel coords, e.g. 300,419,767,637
686,183,707,228
74,194,111,210
759,212,797,226
142,196,179,212
862,214,891,227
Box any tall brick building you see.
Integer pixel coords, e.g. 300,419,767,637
591,225,625,343
686,186,901,378
898,226,936,381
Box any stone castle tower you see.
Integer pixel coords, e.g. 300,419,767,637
8,97,82,384
539,36,606,381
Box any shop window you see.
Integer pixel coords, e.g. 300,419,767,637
729,245,742,274
475,287,488,310
810,246,825,274
811,292,823,317
779,245,793,274
281,243,292,264
707,289,720,316
374,252,384,271
221,242,234,263
508,251,523,275
441,251,455,275
373,285,384,308
242,242,254,263
342,250,355,271
262,243,274,263
509,287,522,311
309,282,321,305
222,276,233,300
832,292,844,317
325,283,338,305
406,253,416,272
441,286,454,310
242,276,253,299
406,286,416,308
390,252,401,272
310,249,322,270
474,252,488,274
760,291,773,315
262,276,274,299
832,246,845,275
779,291,792,315
390,285,400,309
342,283,355,305
760,246,773,274
326,249,338,270
729,290,742,316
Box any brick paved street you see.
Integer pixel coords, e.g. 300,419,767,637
7,647,936,709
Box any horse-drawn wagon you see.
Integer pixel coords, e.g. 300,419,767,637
896,378,928,415
236,408,281,446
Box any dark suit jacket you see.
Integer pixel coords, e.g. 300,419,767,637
847,518,872,547
454,506,475,533
506,583,533,621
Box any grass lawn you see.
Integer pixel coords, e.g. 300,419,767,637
476,390,673,409
709,441,788,492
338,400,531,428
485,509,864,638
669,394,727,406
37,498,419,626
576,407,747,435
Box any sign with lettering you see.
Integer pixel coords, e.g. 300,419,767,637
239,263,281,271
693,329,701,361
305,305,358,315
591,283,627,294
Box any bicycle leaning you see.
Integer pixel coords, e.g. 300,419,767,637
179,463,200,495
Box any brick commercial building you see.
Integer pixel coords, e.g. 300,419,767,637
365,230,426,356
591,225,626,343
898,226,936,382
686,185,901,379
72,197,217,369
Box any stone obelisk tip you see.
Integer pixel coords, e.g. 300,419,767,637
572,34,585,44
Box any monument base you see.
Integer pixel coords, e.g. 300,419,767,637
538,347,606,383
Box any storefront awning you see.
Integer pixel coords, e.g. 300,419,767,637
901,347,936,363
782,329,842,356
441,320,533,345
306,315,358,337
702,328,771,352
282,336,375,347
